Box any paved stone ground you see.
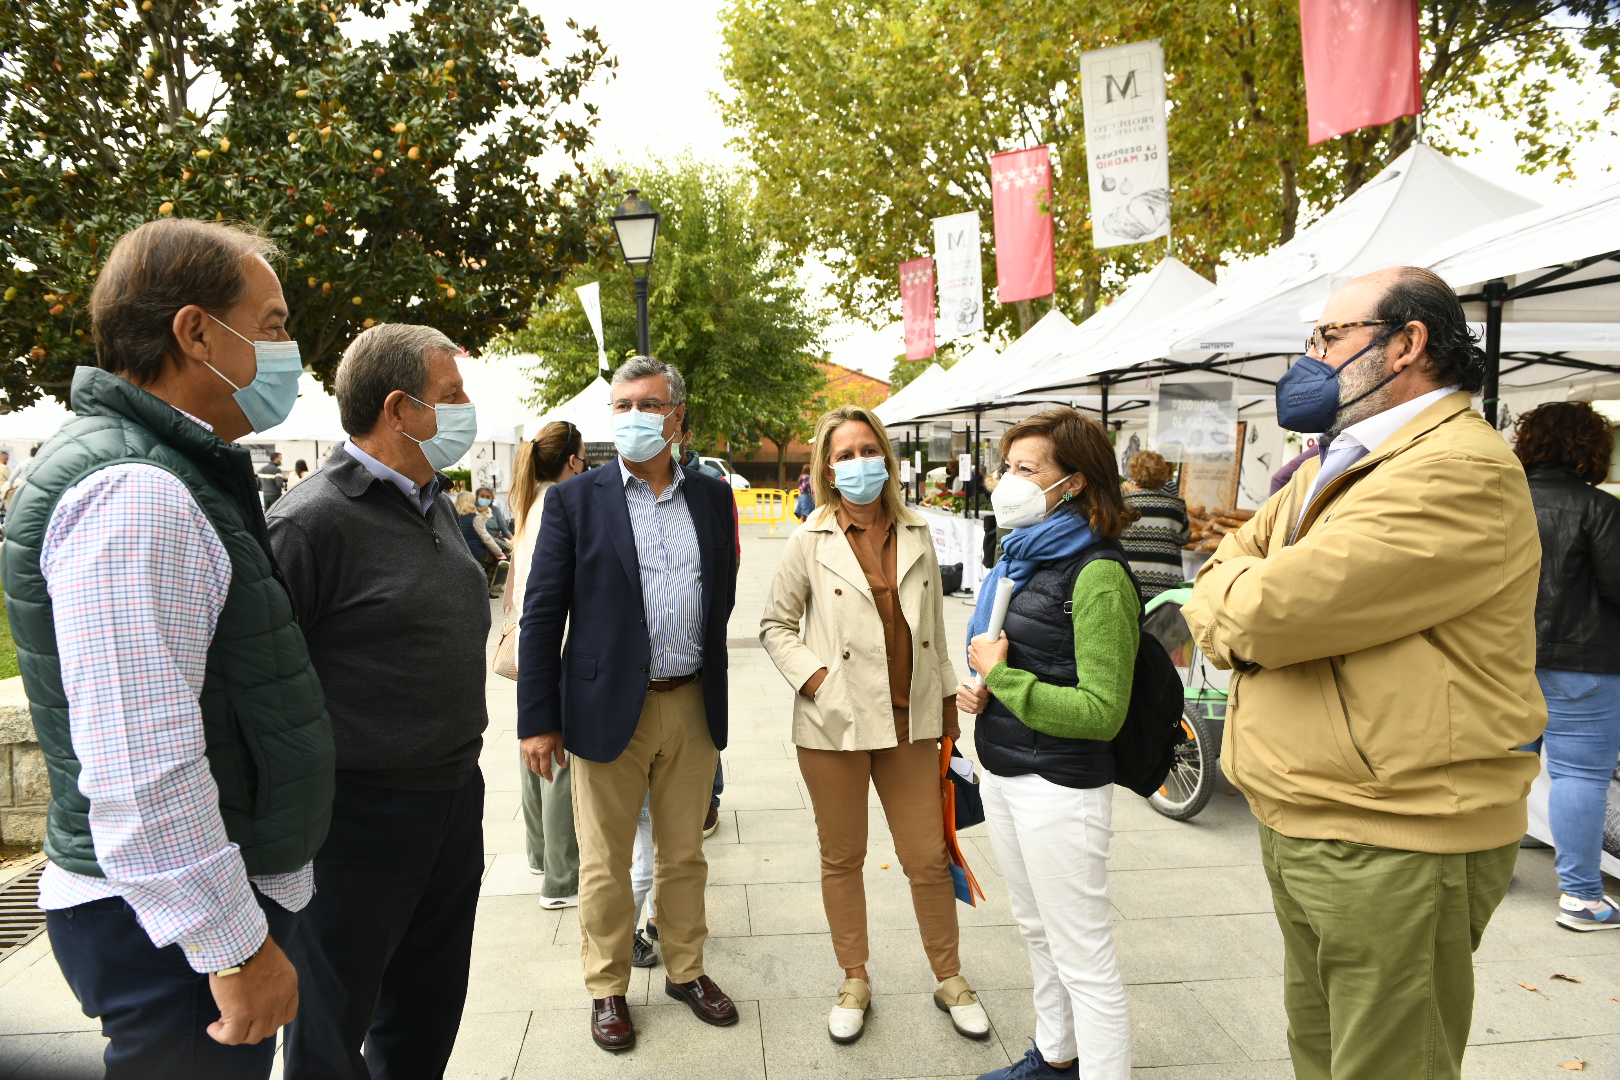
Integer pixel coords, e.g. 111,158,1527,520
3,524,1620,1079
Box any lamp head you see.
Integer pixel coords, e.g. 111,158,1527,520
610,188,660,267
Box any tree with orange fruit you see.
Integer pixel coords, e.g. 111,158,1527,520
0,0,618,406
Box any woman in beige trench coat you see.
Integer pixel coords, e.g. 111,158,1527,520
760,404,990,1046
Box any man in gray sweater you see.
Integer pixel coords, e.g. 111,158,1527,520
267,323,490,1080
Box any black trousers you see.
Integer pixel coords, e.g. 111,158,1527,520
284,771,484,1080
46,887,299,1080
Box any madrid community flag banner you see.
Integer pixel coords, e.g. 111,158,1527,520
574,281,608,376
1079,40,1171,250
1300,0,1422,145
931,211,984,341
899,257,937,361
989,146,1056,304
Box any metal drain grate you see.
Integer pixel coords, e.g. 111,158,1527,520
0,862,47,960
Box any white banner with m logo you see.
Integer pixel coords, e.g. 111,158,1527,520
1080,40,1171,250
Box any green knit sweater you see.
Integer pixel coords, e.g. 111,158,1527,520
985,558,1139,740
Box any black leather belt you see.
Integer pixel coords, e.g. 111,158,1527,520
647,670,700,693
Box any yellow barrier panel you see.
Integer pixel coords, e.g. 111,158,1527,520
734,488,791,536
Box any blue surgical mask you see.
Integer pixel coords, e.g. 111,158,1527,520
833,456,889,505
404,395,478,471
476,497,492,507
1275,336,1399,433
205,316,303,432
613,410,675,463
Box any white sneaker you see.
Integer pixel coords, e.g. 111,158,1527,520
827,977,871,1044
538,894,579,910
934,975,991,1039
528,866,544,876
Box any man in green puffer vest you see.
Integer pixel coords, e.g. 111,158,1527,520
1,218,335,1080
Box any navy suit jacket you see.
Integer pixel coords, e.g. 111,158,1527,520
516,461,738,763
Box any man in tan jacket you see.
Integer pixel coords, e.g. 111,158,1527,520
1183,267,1544,1080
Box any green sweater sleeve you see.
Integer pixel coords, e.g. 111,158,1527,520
984,558,1139,740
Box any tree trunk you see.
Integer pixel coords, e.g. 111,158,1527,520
776,441,787,489
1014,299,1036,335
1277,151,1300,244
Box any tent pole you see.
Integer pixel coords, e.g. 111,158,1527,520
1484,277,1506,429
1100,376,1111,427
972,408,982,520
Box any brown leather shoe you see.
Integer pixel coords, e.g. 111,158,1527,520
591,995,635,1051
665,974,739,1026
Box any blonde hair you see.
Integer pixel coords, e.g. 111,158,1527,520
808,405,907,523
454,490,478,515
511,420,582,533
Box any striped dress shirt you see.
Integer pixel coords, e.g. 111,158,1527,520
618,458,704,678
36,461,313,973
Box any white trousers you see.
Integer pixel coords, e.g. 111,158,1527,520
982,770,1130,1078
631,794,655,926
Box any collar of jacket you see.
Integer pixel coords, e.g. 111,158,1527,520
1286,389,1475,544
802,503,930,599
322,442,450,503
68,365,261,503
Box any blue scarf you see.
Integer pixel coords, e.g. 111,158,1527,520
966,509,1095,674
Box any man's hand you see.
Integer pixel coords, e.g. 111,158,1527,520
521,732,567,782
207,933,298,1046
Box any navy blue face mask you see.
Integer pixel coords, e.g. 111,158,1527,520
1274,334,1401,433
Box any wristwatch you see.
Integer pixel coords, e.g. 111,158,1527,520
213,942,263,978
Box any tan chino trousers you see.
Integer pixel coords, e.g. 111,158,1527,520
796,708,961,980
570,678,718,997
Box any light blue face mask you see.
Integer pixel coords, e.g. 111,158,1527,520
205,316,303,433
476,497,492,507
613,409,676,463
832,456,889,505
404,395,478,471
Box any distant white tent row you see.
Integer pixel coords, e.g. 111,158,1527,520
874,143,1620,432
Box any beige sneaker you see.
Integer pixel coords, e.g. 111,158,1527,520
827,977,872,1044
934,974,991,1039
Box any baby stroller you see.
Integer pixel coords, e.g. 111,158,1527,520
1141,586,1231,821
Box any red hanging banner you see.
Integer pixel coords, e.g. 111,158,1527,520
900,256,937,361
990,146,1056,304
1300,0,1423,145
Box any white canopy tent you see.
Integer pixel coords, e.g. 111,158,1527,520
881,312,1075,426
0,395,75,450
522,376,616,446
872,362,947,427
1017,144,1542,419
1415,182,1620,424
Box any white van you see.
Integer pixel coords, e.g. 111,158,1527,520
699,457,751,491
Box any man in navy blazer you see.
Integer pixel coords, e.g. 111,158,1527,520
517,357,739,1053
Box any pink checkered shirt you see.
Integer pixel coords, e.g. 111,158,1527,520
36,460,314,973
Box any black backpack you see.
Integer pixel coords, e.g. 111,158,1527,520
1072,544,1188,797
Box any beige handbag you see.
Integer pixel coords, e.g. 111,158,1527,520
492,619,519,680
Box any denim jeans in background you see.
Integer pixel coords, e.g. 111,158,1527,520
1524,668,1620,901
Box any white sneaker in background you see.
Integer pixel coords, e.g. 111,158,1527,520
539,894,579,910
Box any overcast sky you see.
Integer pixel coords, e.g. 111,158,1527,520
538,2,1618,381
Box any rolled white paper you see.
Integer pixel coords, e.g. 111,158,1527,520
972,577,1016,688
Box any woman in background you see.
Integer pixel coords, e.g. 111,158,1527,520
1514,401,1620,931
455,490,509,599
287,458,311,489
508,420,588,910
1118,450,1189,599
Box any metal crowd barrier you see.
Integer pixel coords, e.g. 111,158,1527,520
734,488,791,536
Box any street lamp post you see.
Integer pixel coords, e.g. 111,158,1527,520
610,188,661,357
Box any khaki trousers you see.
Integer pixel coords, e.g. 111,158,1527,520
571,679,718,997
796,709,960,980
1259,823,1518,1080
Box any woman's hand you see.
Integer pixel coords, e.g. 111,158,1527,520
956,680,991,716
942,695,961,742
968,631,1009,681
800,668,828,699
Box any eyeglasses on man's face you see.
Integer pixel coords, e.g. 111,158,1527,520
1305,319,1391,360
610,398,675,416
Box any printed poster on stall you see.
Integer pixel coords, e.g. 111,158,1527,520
1079,40,1171,249
932,211,984,341
1150,381,1238,463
